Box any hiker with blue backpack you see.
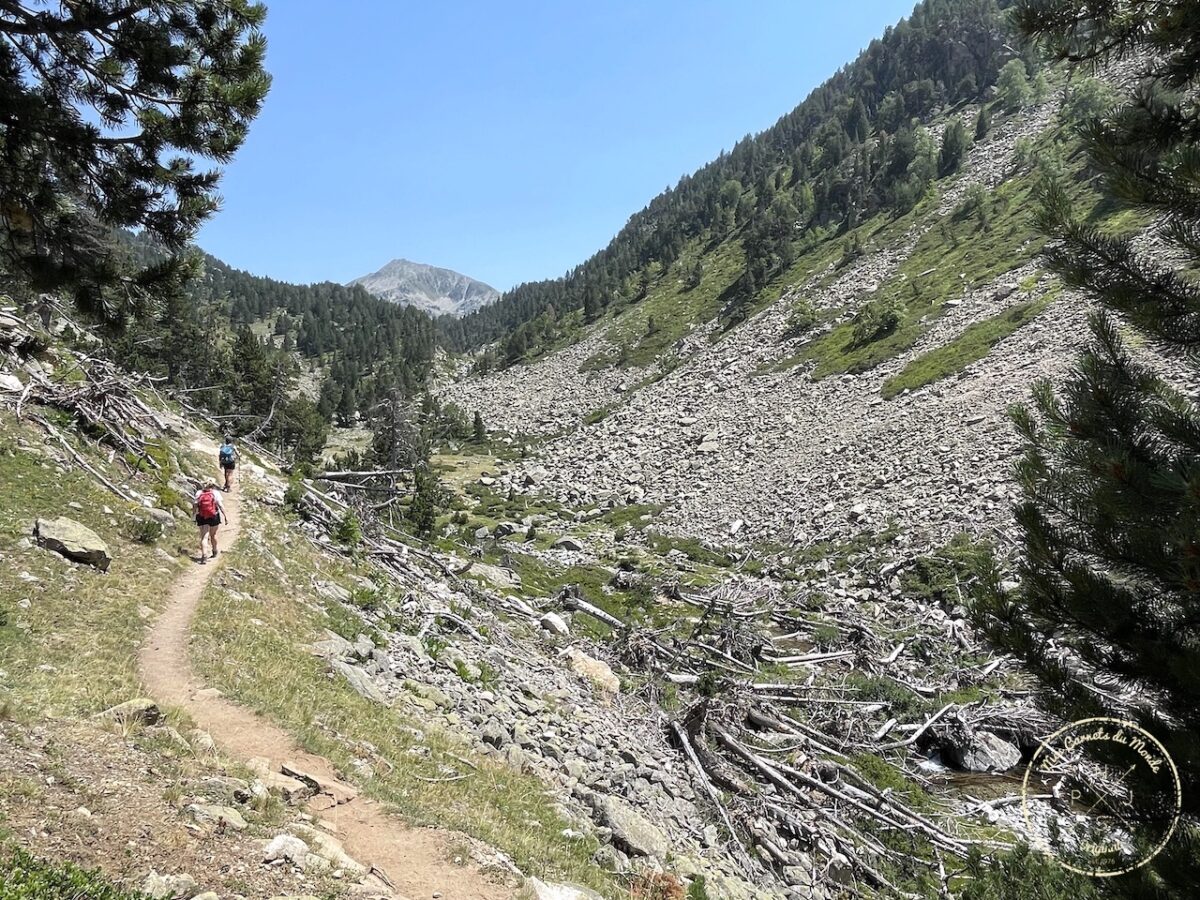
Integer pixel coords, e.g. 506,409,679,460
219,436,237,491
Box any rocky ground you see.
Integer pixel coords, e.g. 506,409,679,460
0,718,371,900
439,93,1082,552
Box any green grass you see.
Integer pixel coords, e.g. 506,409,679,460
190,497,619,897
596,503,664,530
0,414,187,719
794,174,1055,380
849,753,936,813
880,294,1052,398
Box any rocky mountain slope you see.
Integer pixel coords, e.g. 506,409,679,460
1,300,1069,900
350,258,499,317
439,81,1120,552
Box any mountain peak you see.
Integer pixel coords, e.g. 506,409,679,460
349,259,499,318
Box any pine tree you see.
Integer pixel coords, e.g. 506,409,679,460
407,465,441,538
996,58,1032,110
0,2,269,321
974,2,1200,894
975,104,992,141
472,410,486,444
938,118,970,176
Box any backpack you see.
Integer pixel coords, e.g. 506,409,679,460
197,489,218,519
219,444,235,464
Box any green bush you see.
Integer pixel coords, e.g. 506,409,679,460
0,847,148,899
782,298,818,339
958,846,1100,900
851,295,904,346
334,510,362,547
151,481,185,512
283,477,306,510
125,517,164,545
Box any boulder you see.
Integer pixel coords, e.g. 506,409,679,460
539,612,570,636
525,878,605,900
330,659,388,705
564,647,620,694
943,730,1021,772
187,803,247,831
594,796,670,859
146,508,176,528
34,517,111,570
551,536,585,552
264,833,310,864
96,698,160,726
141,872,198,900
0,372,23,392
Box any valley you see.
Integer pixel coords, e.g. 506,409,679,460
2,1,1197,899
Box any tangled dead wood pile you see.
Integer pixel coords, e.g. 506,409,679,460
563,574,1059,894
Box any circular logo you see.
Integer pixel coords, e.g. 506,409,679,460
1021,717,1182,877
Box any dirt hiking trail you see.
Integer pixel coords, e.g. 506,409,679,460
139,466,515,900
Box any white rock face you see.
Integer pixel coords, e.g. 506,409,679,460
350,258,499,317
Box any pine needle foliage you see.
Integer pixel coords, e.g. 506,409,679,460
0,1,270,322
973,3,1200,896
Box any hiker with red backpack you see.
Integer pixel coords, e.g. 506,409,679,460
193,481,227,564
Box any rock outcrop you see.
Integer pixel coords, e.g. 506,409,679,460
34,516,111,570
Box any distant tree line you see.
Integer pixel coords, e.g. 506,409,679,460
114,232,438,467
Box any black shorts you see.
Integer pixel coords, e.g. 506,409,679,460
196,515,221,527
221,461,236,471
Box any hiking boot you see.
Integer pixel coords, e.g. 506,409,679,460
211,548,218,557
200,556,207,565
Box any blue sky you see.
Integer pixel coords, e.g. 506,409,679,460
196,0,917,291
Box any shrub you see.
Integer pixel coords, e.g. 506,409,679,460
958,846,1101,900
125,517,164,545
782,298,818,338
334,510,362,547
151,481,185,512
284,477,306,510
0,848,147,899
851,296,904,346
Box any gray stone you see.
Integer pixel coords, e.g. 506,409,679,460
539,612,570,636
551,536,584,552
0,372,23,392
34,517,111,570
594,796,670,858
146,507,176,527
96,698,161,726
944,730,1021,772
330,660,388,704
141,872,198,900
